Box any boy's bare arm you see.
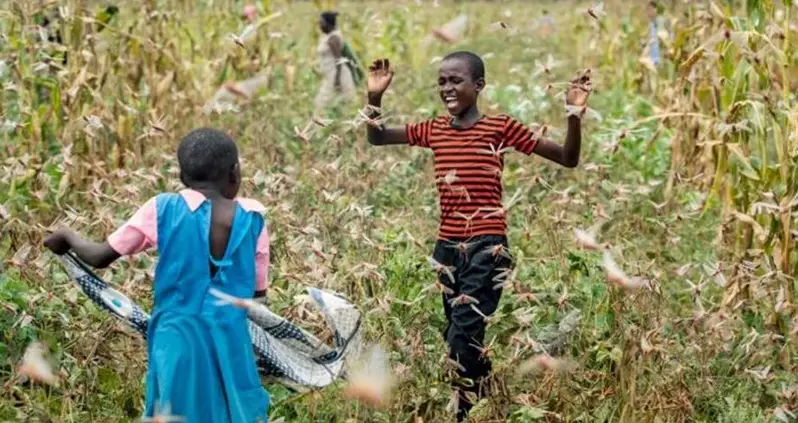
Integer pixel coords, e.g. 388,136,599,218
532,116,581,168
365,58,408,146
533,69,592,168
366,94,408,146
44,229,120,268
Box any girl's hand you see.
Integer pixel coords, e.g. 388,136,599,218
44,229,73,255
566,69,593,107
367,59,394,99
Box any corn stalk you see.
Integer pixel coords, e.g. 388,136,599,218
664,0,797,322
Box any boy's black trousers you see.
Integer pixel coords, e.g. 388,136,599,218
432,235,512,421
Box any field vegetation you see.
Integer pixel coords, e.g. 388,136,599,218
1,0,797,421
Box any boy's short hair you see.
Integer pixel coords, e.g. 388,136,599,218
442,51,485,81
177,128,239,183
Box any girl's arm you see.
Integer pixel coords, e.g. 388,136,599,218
45,196,158,268
44,229,121,268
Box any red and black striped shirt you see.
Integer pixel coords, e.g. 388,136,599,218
406,114,540,240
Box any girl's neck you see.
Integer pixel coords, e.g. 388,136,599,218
188,183,228,201
451,105,483,129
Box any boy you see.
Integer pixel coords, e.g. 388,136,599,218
363,53,591,421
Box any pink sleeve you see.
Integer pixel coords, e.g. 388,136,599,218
254,224,270,291
107,197,158,256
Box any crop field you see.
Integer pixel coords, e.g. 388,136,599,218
0,0,797,422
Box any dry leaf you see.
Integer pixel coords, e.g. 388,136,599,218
575,228,602,250
519,354,575,375
602,251,646,290
587,1,606,20
18,342,58,386
344,344,394,408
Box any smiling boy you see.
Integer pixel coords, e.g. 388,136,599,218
364,52,591,421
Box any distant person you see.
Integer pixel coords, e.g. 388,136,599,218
243,3,257,23
538,9,555,36
236,4,265,73
647,1,668,66
314,11,358,113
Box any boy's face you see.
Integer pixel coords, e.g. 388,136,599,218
438,58,484,116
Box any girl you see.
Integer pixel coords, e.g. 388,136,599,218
44,128,270,422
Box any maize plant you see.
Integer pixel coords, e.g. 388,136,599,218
0,1,796,422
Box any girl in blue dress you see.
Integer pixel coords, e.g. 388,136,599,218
45,128,271,422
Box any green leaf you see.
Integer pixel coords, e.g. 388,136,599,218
727,143,761,180
98,367,121,391
513,406,548,420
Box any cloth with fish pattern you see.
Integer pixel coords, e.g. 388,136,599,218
55,251,363,391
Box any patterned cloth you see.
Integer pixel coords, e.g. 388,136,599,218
56,251,363,391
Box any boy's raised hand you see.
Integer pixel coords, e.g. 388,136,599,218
566,69,593,106
364,58,407,145
367,59,394,98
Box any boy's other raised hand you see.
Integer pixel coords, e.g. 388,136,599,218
367,58,394,99
566,68,593,107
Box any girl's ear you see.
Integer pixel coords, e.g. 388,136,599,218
475,77,486,93
229,162,241,184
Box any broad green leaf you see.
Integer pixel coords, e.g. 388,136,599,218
727,143,761,180
514,406,547,420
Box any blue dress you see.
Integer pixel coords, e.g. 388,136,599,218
142,193,270,422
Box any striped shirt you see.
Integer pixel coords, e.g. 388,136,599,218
406,114,540,240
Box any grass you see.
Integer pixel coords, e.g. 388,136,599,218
1,0,797,422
